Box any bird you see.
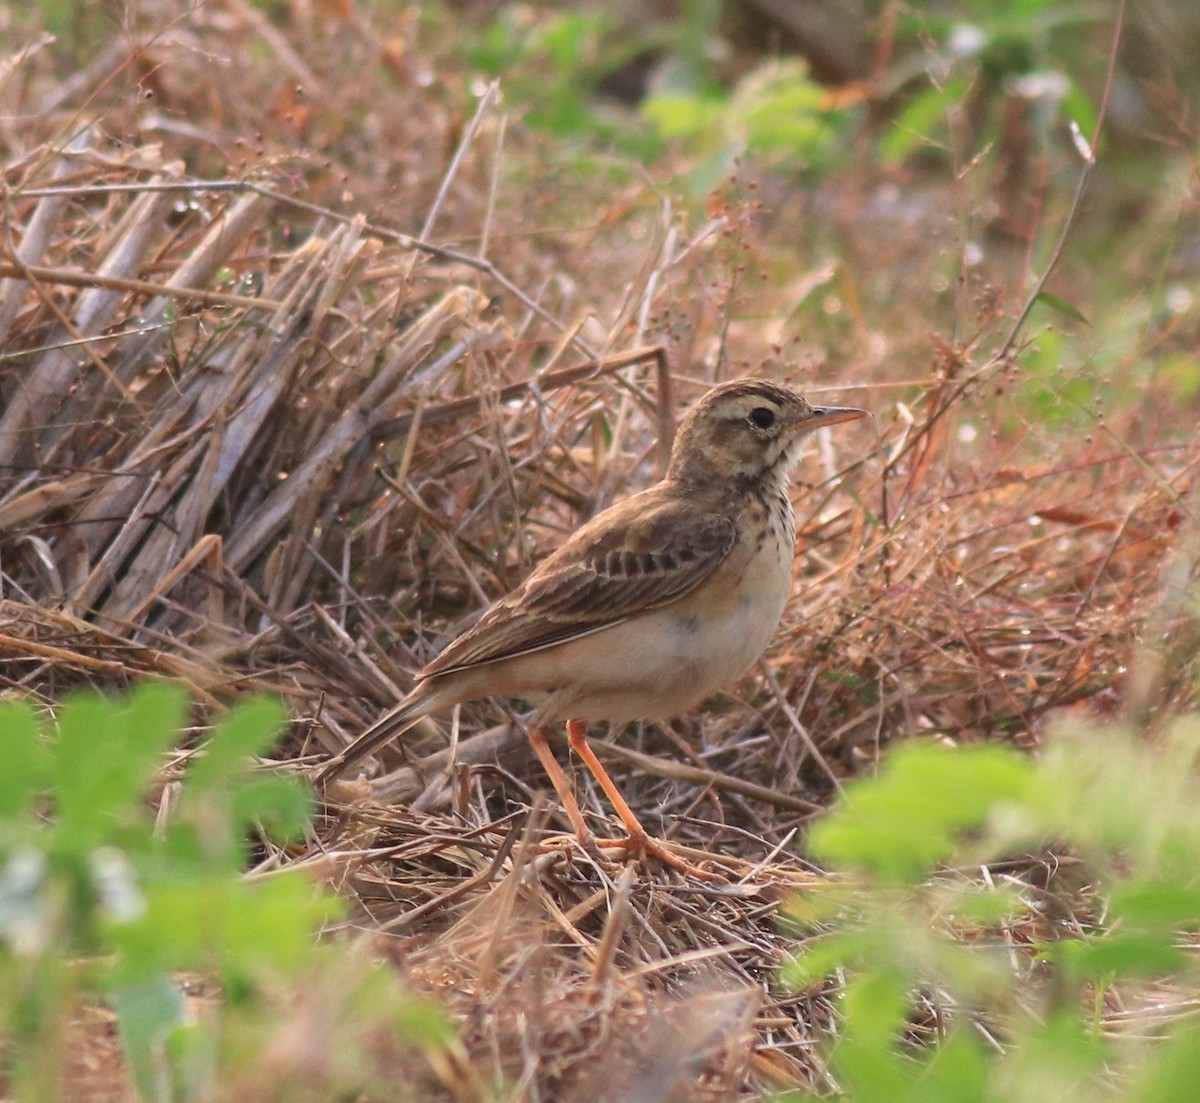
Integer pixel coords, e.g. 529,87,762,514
317,378,867,880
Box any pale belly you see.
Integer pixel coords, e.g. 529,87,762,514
474,538,795,726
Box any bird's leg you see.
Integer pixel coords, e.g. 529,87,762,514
526,724,598,854
565,719,727,883
565,720,651,846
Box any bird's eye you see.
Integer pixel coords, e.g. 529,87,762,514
748,406,776,430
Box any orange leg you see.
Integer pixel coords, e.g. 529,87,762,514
527,725,597,853
565,719,727,884
565,719,652,845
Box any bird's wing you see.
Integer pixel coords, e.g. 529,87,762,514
419,493,737,678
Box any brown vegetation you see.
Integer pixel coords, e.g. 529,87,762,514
2,4,1197,1098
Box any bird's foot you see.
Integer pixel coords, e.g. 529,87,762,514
597,831,730,884
541,830,728,883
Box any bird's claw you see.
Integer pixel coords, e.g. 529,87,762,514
539,831,729,883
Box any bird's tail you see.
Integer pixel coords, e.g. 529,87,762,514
315,683,438,785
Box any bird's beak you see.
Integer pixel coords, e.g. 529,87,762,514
799,405,870,430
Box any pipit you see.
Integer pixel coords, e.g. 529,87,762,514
318,378,867,880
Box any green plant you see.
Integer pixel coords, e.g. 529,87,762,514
468,8,633,142
0,685,451,1101
460,3,857,179
783,708,1200,1102
883,0,1103,167
643,57,851,189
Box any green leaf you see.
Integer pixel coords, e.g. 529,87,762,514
945,884,1026,925
112,975,187,1103
0,700,46,822
1156,355,1200,402
532,11,602,71
1111,881,1200,926
467,15,523,75
219,873,342,985
1034,291,1090,325
834,972,913,1103
176,698,303,869
106,876,224,982
54,685,188,852
843,970,909,1049
1132,1022,1200,1103
230,774,310,842
393,993,457,1049
730,61,828,158
1010,1010,1107,1087
186,697,287,793
108,869,339,986
809,743,1034,880
836,1036,912,1103
880,75,971,164
641,92,725,142
1051,930,1185,979
1063,82,1099,149
907,1030,988,1103
783,931,872,988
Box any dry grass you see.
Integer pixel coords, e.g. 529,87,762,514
3,6,1198,1099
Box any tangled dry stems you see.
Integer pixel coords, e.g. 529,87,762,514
2,16,1197,1099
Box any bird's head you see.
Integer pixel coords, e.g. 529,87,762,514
668,378,867,485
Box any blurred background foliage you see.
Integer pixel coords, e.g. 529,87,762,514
14,0,1200,433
